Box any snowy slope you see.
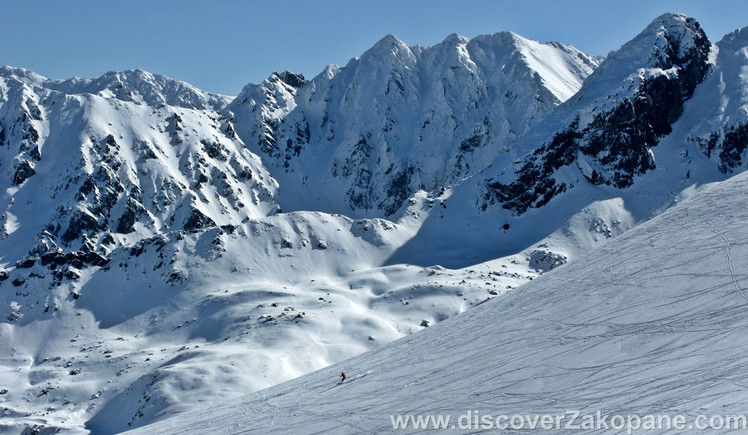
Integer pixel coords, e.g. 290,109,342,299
0,197,540,434
1,13,748,435
132,162,748,435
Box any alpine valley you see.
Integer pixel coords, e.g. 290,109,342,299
2,13,748,434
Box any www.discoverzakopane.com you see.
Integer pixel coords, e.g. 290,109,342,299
390,410,748,432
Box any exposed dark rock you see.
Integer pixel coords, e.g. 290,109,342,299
258,119,280,157
696,122,748,172
13,160,36,185
40,251,110,268
79,175,97,196
24,124,39,143
237,166,253,181
717,123,748,172
25,98,43,121
379,166,414,216
484,19,711,215
61,210,100,244
17,258,36,268
220,224,237,234
529,250,568,271
117,198,145,234
201,139,228,161
105,134,118,149
30,145,41,161
63,267,81,281
183,206,216,232
485,121,577,215
275,71,306,88
167,271,185,285
459,118,492,153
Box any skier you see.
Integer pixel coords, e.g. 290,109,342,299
339,372,346,383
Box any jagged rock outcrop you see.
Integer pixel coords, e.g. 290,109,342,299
685,27,748,172
0,66,279,273
483,14,712,214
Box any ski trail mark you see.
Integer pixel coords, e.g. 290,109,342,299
711,228,748,303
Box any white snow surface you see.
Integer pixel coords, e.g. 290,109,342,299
0,13,748,435
131,167,748,435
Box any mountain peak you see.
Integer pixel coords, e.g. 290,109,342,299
716,24,748,50
576,13,710,106
468,13,714,222
617,13,710,70
362,33,414,62
226,24,600,218
0,65,50,89
442,32,470,46
376,33,405,46
271,70,306,88
50,69,230,110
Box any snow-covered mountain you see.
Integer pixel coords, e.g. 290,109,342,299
0,66,278,257
1,12,748,435
388,14,727,268
684,26,748,173
0,31,595,434
226,32,600,217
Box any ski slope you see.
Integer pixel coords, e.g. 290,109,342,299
132,171,748,433
2,14,748,435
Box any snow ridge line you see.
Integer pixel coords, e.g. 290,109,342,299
710,228,748,303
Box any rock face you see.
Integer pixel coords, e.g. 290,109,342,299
386,14,748,269
483,14,712,215
0,67,279,261
685,27,748,173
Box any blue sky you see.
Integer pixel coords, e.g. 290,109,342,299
3,1,747,95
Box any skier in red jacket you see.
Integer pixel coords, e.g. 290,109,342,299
340,372,346,382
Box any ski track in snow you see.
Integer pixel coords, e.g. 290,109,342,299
710,227,748,303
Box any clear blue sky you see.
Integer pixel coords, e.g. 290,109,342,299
2,1,747,95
